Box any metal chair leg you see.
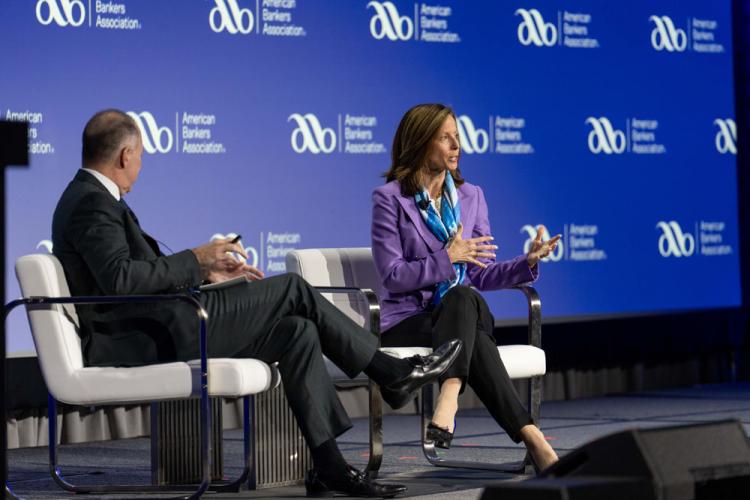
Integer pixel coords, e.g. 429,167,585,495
246,395,258,490
365,381,384,478
48,394,210,499
210,395,255,493
420,384,531,473
4,483,23,499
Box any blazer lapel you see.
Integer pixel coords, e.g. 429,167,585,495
457,184,477,240
395,193,445,253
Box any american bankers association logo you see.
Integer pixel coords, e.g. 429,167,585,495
288,113,336,154
586,117,626,154
656,221,695,257
515,8,557,47
127,111,174,154
456,115,488,154
37,240,54,253
210,0,254,35
36,0,85,27
367,1,413,41
649,15,686,52
211,233,259,267
521,225,563,262
714,119,736,155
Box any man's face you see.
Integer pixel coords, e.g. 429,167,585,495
120,135,143,194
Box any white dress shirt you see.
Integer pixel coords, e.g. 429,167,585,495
81,168,121,201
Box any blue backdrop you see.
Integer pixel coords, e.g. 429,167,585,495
1,0,741,353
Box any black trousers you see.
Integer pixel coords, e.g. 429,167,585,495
381,286,532,443
198,273,379,448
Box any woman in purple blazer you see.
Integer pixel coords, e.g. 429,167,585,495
371,103,561,470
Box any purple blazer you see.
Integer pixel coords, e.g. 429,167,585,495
371,179,538,332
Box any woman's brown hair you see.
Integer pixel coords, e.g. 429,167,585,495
384,103,465,196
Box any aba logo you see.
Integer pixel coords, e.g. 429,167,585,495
211,233,259,267
210,0,254,35
126,112,174,154
288,113,336,154
36,240,54,253
367,1,413,41
714,118,737,155
649,16,687,52
656,221,694,257
521,225,563,262
456,115,488,154
515,8,557,47
36,0,85,27
586,117,626,154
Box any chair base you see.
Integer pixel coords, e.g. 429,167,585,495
423,444,535,474
5,483,21,499
419,383,538,475
45,395,256,498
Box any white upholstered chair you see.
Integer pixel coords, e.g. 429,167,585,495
7,254,279,498
286,247,546,474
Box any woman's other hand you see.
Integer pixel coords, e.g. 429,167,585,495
526,225,562,268
446,224,497,269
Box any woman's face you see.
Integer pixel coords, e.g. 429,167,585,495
425,115,460,174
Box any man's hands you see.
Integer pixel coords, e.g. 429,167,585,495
192,237,264,284
526,225,561,268
446,224,497,269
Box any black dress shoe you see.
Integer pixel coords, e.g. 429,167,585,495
380,339,463,409
379,384,414,411
305,465,407,498
426,422,454,449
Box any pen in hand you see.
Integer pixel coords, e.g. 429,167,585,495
228,235,245,263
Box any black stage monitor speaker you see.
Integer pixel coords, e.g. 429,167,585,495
481,419,750,500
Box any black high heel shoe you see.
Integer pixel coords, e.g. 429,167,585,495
426,422,454,449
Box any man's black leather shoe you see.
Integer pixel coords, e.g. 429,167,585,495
380,339,462,410
305,465,407,498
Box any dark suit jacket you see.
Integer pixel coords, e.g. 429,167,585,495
52,170,203,366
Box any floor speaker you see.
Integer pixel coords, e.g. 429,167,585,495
481,419,750,500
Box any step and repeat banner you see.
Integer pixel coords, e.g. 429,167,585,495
1,0,741,353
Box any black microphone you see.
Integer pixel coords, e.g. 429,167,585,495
417,198,430,210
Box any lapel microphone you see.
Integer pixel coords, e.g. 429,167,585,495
417,198,430,211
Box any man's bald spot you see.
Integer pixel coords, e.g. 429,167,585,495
82,109,140,169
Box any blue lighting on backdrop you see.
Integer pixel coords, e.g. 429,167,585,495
1,0,740,353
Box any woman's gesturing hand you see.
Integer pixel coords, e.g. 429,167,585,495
446,224,497,269
526,225,562,268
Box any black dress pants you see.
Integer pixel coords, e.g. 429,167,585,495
381,286,532,443
198,273,379,448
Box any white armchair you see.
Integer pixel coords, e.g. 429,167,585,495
286,247,546,475
6,254,279,498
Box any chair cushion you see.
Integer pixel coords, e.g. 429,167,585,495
326,345,545,384
188,358,280,397
35,349,278,406
378,345,546,379
286,248,381,328
55,358,279,406
57,362,194,406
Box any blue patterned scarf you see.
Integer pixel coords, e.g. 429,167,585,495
414,173,466,305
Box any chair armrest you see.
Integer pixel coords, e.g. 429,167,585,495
313,286,381,342
510,285,542,349
4,294,210,389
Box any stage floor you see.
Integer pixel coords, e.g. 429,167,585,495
8,382,750,499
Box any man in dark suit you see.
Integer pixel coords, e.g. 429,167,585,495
52,109,462,497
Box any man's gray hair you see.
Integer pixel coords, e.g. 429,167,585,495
82,109,140,168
